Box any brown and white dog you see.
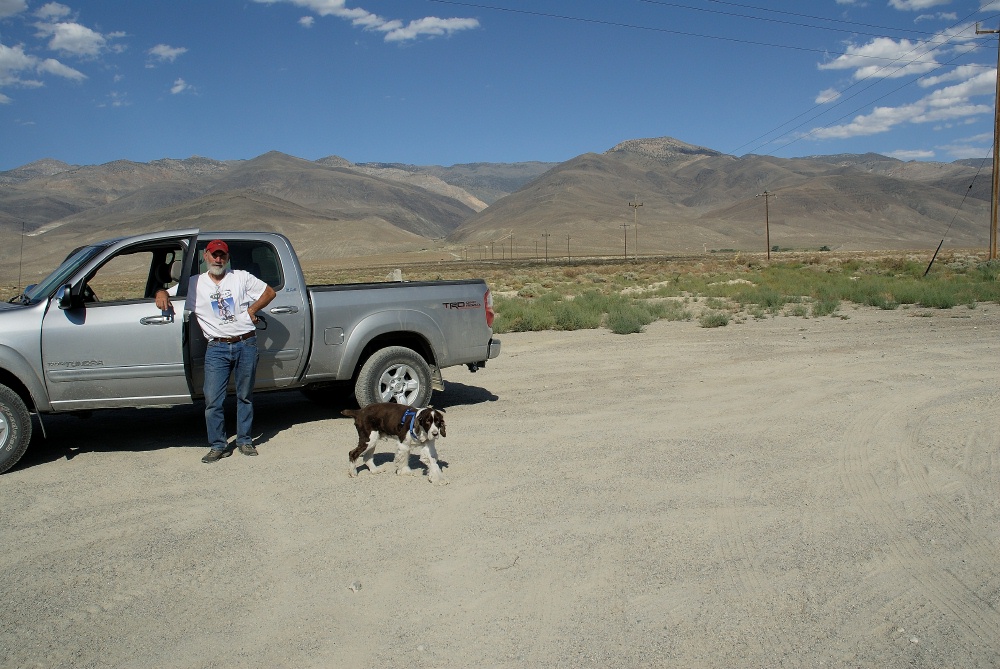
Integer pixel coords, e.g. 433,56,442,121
341,403,447,484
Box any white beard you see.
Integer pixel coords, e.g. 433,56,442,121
207,265,226,277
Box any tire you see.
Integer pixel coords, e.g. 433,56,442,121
0,384,32,474
354,346,432,408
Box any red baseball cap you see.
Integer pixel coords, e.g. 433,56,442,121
205,239,229,255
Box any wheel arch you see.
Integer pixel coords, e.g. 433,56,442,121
351,331,436,383
0,368,36,414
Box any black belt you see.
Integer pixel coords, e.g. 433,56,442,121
210,331,256,343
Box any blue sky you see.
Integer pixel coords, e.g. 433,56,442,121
1,0,999,171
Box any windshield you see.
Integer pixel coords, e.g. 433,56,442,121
18,243,111,304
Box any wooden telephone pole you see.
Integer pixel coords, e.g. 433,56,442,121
756,190,775,260
629,199,643,260
977,22,1000,259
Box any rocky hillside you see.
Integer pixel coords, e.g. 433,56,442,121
0,137,991,280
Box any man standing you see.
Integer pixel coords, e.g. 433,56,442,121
156,239,276,463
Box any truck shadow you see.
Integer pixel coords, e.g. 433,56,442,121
433,381,499,409
13,381,498,472
14,390,345,472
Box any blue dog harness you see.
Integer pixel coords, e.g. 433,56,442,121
401,408,420,440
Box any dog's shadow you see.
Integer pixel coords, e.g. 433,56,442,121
354,453,450,477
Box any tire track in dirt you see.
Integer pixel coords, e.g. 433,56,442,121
838,392,1000,651
713,454,795,661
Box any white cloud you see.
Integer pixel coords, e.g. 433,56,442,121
0,41,84,88
36,21,107,56
299,16,314,28
37,57,84,80
937,136,992,159
383,16,480,42
915,11,957,21
34,2,70,20
253,0,479,42
815,87,841,104
887,149,936,160
148,44,187,63
919,64,986,87
819,37,940,79
0,0,26,19
99,90,128,108
810,70,995,140
889,0,950,9
170,77,190,94
0,91,10,103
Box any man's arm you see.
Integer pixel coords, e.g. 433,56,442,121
247,285,276,324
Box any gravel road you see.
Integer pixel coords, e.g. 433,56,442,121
3,306,1000,668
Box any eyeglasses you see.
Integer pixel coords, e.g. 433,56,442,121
210,251,228,259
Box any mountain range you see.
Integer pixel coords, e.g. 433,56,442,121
0,136,992,279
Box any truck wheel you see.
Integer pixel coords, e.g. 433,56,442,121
0,384,32,474
355,346,432,407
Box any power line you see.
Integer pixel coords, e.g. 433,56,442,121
430,0,996,159
638,0,943,41
428,0,940,62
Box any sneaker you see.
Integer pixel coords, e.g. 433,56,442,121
237,443,258,456
201,448,232,464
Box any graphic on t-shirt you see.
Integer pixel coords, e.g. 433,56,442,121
210,289,237,323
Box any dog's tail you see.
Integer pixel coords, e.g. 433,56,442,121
341,409,358,418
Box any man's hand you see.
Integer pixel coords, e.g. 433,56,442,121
154,289,171,311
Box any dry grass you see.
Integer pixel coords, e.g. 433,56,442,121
3,249,995,333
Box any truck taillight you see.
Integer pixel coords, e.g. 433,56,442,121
484,289,495,328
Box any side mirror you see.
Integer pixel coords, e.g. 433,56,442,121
55,284,73,310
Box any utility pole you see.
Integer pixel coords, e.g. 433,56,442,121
542,231,550,263
977,22,1000,260
756,190,775,260
629,199,643,260
566,235,571,260
620,221,630,260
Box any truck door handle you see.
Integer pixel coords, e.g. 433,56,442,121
140,315,174,325
269,306,298,314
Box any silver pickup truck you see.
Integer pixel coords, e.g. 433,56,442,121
0,228,500,473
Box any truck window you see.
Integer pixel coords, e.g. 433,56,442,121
193,240,284,289
84,245,185,303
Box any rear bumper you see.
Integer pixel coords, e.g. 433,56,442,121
488,337,501,359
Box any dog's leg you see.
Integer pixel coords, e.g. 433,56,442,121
393,441,415,476
419,441,447,485
348,435,369,478
362,430,383,473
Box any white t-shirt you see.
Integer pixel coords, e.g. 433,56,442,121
184,269,268,339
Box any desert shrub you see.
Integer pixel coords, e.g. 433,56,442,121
811,296,840,317
552,292,606,330
699,311,730,328
492,296,555,333
787,303,809,318
656,300,692,321
605,298,663,334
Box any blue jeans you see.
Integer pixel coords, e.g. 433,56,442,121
203,336,258,451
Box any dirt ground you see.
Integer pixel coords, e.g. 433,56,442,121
3,305,1000,668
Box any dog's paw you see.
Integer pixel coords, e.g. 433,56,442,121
428,473,449,486
396,466,416,476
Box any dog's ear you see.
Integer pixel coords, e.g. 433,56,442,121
438,412,446,438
